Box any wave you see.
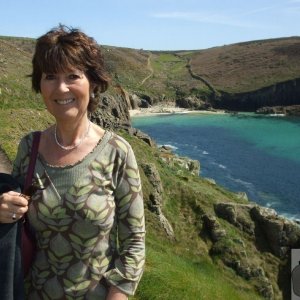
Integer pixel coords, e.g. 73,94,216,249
269,113,286,117
231,177,254,188
158,144,178,151
202,151,209,155
212,162,227,169
218,164,226,169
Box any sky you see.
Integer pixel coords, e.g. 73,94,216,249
1,0,300,51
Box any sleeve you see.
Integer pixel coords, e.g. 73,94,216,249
103,140,146,296
11,134,31,188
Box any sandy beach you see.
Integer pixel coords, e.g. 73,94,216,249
129,104,226,117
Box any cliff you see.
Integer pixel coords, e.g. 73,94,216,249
215,78,300,111
1,35,300,299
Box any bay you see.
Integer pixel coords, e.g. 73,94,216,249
132,112,300,221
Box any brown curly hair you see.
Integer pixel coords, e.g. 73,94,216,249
31,25,110,112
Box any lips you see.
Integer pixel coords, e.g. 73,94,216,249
55,98,75,105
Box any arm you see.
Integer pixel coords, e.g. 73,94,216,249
106,285,128,300
104,139,145,296
0,136,29,223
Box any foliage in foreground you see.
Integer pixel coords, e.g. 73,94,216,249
0,108,263,299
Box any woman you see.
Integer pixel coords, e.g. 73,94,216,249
0,25,145,299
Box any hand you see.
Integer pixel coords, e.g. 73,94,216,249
0,191,29,223
106,286,128,300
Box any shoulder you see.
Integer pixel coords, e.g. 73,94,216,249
18,131,40,151
107,131,133,155
18,132,35,150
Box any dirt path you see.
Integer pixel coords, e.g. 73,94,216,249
139,53,153,86
0,148,12,174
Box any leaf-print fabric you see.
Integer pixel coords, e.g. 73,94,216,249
12,131,145,299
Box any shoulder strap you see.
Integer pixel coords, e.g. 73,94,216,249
23,131,41,194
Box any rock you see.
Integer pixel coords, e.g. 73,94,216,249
217,78,300,111
159,145,174,153
256,106,284,115
141,163,174,239
236,192,248,201
255,277,274,300
251,205,300,257
128,128,156,147
256,104,300,116
176,95,210,110
140,98,151,108
160,153,200,176
204,178,216,185
214,202,255,236
129,94,142,109
136,93,154,108
202,214,227,242
91,93,131,130
141,163,163,196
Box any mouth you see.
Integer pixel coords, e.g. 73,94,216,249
55,98,75,105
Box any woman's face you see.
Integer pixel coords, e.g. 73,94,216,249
40,69,91,122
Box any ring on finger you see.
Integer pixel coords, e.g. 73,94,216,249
12,212,17,220
19,193,30,200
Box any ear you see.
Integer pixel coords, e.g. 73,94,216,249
90,82,97,92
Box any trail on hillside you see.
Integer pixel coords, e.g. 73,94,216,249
187,58,219,97
139,53,153,86
0,148,12,174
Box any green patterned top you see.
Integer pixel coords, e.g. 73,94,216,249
12,131,145,299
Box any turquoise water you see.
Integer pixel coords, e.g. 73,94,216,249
132,113,300,220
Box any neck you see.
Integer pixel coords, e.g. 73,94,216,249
54,117,91,151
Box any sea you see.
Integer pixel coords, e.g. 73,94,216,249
132,112,300,221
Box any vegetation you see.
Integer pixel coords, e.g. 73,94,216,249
0,108,264,299
1,35,297,299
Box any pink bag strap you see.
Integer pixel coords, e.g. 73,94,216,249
23,131,41,194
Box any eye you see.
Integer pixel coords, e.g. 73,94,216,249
68,73,81,80
44,74,56,80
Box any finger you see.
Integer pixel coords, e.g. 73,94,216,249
12,204,28,215
0,211,23,223
2,192,29,207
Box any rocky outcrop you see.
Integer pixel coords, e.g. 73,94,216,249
128,127,156,147
203,210,274,300
214,202,255,235
91,93,131,130
256,104,300,116
141,163,174,238
214,202,300,258
251,206,300,258
211,201,300,299
215,78,300,111
203,214,227,242
176,95,211,110
129,94,142,109
159,146,200,176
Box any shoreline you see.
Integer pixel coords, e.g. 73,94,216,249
129,105,226,117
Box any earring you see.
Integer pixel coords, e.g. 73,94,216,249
90,92,95,99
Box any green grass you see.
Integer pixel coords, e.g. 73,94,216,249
132,232,262,300
0,35,290,299
0,108,53,160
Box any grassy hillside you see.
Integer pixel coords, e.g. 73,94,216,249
2,35,299,105
190,37,300,93
0,35,296,299
0,108,264,300
0,37,42,109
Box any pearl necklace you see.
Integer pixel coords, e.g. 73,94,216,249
54,121,91,151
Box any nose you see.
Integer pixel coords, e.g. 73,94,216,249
56,78,70,92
